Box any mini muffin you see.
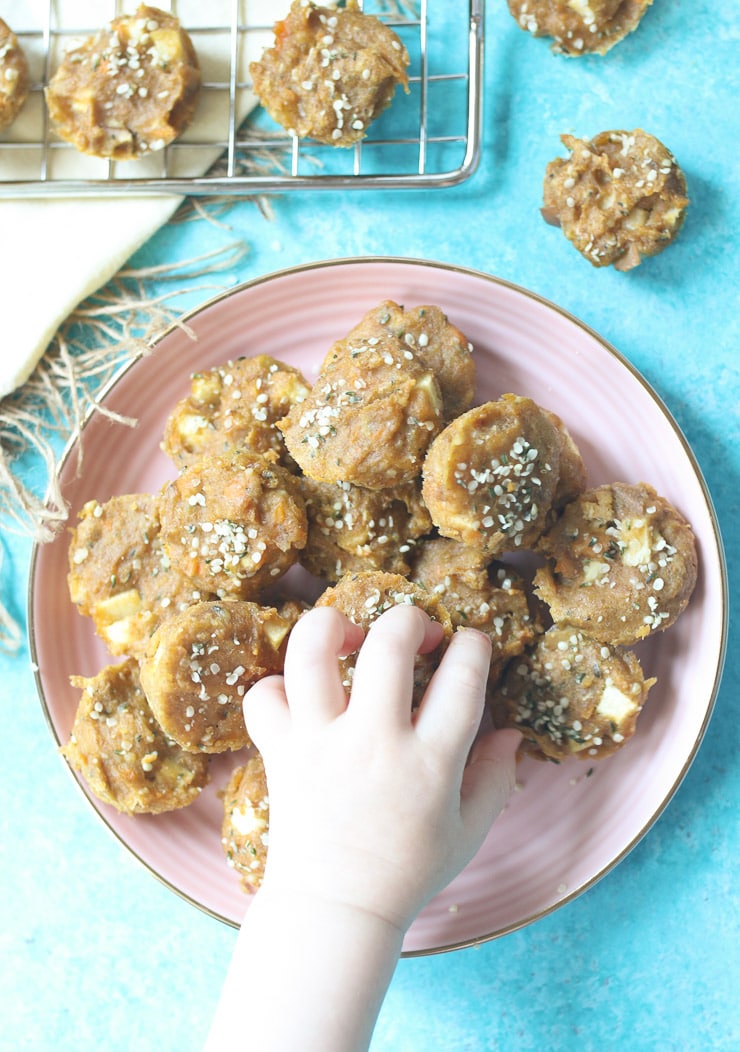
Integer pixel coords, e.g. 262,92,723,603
543,408,588,511
0,18,30,131
221,754,270,894
62,659,210,814
298,536,377,583
361,301,476,422
422,395,566,556
300,476,432,581
250,0,409,146
542,130,689,270
534,482,698,645
410,537,540,686
140,600,291,753
158,450,307,599
490,624,656,762
315,571,453,705
507,0,653,56
273,596,311,630
67,493,206,661
162,355,310,471
279,308,444,489
45,4,201,159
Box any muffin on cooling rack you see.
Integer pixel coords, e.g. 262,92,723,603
250,0,409,146
45,4,201,160
0,18,30,131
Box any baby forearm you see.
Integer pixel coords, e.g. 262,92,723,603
206,609,518,1046
205,882,405,1052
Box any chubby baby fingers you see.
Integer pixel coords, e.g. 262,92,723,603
283,606,364,727
413,627,492,759
349,605,444,727
242,674,291,752
459,728,521,845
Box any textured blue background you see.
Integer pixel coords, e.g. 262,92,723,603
2,2,738,1049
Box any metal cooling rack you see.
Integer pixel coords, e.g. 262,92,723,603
0,0,483,197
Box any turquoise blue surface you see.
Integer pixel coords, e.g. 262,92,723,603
2,2,738,1049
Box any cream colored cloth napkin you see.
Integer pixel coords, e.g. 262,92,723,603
0,0,278,399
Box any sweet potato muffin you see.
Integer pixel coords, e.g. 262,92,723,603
45,4,201,159
221,754,270,894
410,537,540,685
543,408,588,511
162,355,310,471
360,301,476,422
62,659,210,814
300,475,432,581
140,600,292,753
422,395,568,556
250,0,409,146
507,0,653,56
490,624,656,762
0,18,30,131
279,307,444,489
68,493,205,661
315,570,453,705
534,482,698,645
542,129,689,270
158,450,307,599
273,596,311,631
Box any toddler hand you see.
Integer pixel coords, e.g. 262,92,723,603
244,603,520,932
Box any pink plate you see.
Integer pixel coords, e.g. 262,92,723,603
29,258,727,955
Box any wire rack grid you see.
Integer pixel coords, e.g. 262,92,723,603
0,0,484,197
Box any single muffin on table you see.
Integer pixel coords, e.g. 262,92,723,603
542,129,689,271
507,0,654,56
